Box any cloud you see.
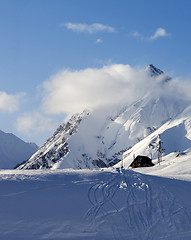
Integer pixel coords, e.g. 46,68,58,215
0,91,25,113
133,31,143,38
42,64,185,116
132,28,170,41
149,28,170,40
61,22,115,34
42,64,135,115
16,112,56,136
96,38,102,44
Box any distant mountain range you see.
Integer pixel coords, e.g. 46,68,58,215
0,130,38,169
17,64,191,170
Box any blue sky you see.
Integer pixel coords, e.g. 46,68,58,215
1,0,191,145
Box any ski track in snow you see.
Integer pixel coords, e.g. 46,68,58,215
86,172,124,240
85,170,191,240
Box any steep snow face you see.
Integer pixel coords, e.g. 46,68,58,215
0,130,38,169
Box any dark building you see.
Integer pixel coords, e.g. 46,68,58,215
130,155,154,168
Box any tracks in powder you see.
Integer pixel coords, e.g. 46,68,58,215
85,169,191,240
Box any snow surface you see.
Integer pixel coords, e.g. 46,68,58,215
0,168,191,240
0,130,38,169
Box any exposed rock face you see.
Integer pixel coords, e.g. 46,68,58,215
17,110,90,169
130,155,154,168
146,64,164,77
146,64,171,82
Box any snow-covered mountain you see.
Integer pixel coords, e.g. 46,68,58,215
0,130,38,169
18,64,190,170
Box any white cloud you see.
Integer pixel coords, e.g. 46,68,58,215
96,38,102,44
62,22,115,34
149,28,170,40
133,31,143,38
0,91,25,113
132,28,170,41
41,64,174,115
41,63,191,118
16,112,56,136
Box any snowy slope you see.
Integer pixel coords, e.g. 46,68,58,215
0,168,191,240
18,65,190,170
0,130,38,169
115,104,191,170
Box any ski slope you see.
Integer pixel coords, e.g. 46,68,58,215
0,168,191,240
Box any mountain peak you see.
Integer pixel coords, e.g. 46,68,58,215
146,64,171,83
146,64,164,77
